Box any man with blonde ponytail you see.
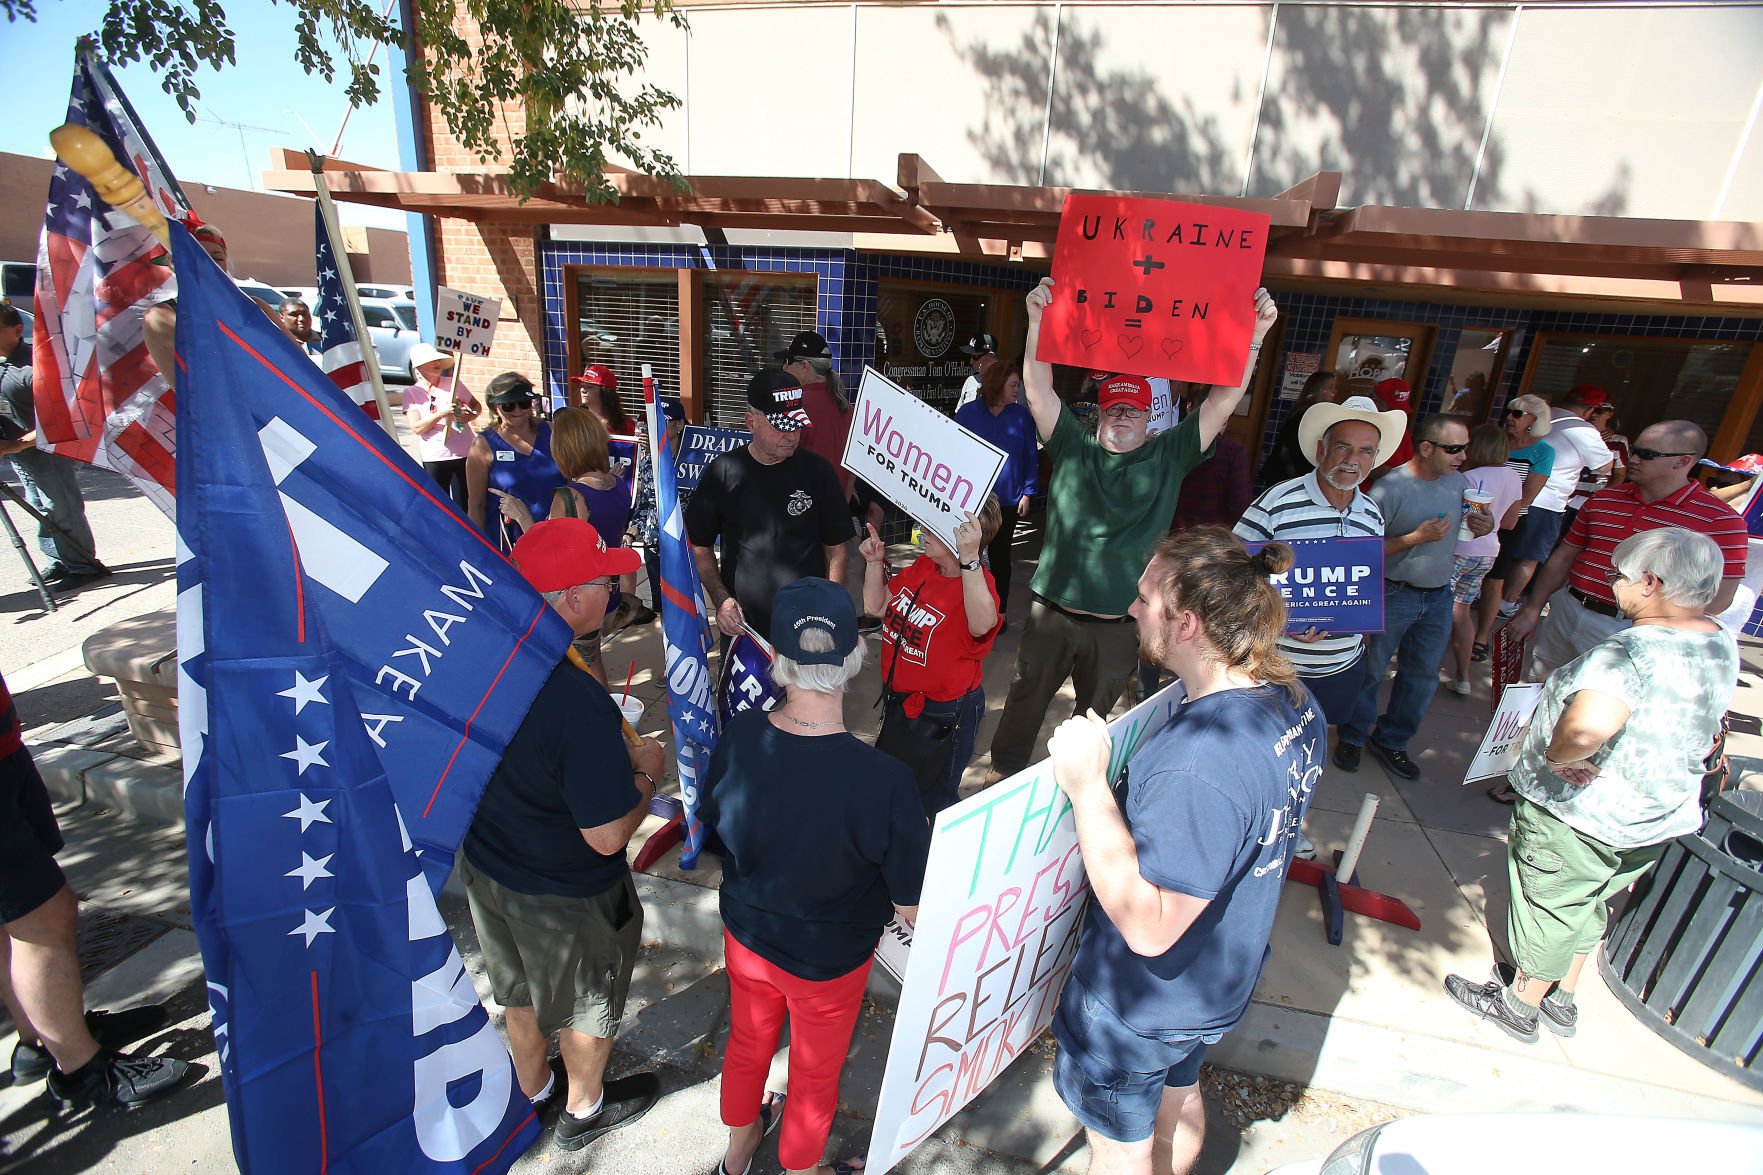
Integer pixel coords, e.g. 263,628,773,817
1047,529,1326,1175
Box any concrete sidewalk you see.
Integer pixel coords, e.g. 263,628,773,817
9,518,1763,1171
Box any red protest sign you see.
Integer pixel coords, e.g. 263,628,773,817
1038,194,1271,385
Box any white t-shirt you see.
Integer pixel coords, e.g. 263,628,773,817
1147,378,1177,436
955,374,982,413
1534,411,1614,513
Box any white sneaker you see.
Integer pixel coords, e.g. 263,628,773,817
1446,679,1471,697
1497,600,1519,619
1294,833,1317,861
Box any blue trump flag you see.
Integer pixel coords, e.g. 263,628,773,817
172,222,567,1172
642,367,717,868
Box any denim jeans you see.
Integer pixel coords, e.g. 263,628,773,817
1339,580,1453,752
8,450,101,575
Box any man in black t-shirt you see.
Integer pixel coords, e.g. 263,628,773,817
458,517,667,1153
686,368,852,639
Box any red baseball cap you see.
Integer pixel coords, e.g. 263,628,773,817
1569,383,1607,407
1097,375,1152,412
1374,377,1412,408
571,364,619,391
512,518,640,593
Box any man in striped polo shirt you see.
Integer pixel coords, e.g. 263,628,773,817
1506,420,1746,680
1235,395,1404,723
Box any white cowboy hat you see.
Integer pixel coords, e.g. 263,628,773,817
1297,395,1408,469
407,342,456,373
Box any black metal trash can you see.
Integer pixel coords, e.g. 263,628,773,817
1601,790,1763,1092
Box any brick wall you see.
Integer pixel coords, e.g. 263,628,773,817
419,7,541,380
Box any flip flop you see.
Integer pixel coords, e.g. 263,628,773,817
830,1161,867,1175
1487,783,1517,805
719,1092,786,1175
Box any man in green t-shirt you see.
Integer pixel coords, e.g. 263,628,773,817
984,277,1280,781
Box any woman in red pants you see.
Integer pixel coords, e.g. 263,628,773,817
700,578,932,1175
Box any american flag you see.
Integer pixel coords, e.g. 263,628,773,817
311,205,378,419
32,46,186,516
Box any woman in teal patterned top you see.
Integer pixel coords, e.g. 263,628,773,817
1444,526,1737,1045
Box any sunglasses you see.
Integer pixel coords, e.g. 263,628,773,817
1426,441,1469,454
1503,408,1530,419
497,398,535,410
1630,447,1694,461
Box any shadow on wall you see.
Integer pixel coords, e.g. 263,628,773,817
947,7,1631,216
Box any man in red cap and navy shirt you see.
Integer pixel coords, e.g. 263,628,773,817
984,277,1280,784
457,517,667,1152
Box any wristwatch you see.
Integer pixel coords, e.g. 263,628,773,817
959,558,982,571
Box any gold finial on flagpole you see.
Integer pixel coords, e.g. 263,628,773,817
50,122,171,247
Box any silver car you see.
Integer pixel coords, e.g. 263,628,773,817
360,298,423,382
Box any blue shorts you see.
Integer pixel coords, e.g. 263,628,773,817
1051,978,1217,1143
1496,507,1563,568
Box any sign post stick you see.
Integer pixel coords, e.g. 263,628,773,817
1334,793,1380,885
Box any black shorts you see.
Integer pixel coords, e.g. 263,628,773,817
0,746,66,923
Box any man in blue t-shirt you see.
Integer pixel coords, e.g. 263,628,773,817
458,517,668,1153
1048,530,1326,1174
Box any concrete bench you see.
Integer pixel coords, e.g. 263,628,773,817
82,608,179,753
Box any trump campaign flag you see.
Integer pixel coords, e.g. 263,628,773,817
173,220,568,1172
312,205,379,419
643,368,717,869
32,44,185,515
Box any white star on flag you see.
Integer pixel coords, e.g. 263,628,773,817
281,736,330,775
320,266,337,282
278,671,330,714
290,907,336,947
286,851,335,890
281,792,333,831
74,190,92,209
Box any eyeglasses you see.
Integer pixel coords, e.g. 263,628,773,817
577,578,615,592
1426,441,1469,454
1605,569,1628,587
1102,405,1148,419
1630,447,1695,461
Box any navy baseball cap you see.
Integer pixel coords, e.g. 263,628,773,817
773,330,832,362
661,397,685,422
770,578,858,665
747,368,812,432
959,332,999,357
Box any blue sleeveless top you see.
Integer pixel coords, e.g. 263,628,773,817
483,423,561,545
557,475,634,611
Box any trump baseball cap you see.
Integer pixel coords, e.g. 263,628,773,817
1097,375,1152,412
511,517,640,592
570,363,618,391
959,332,999,357
748,368,812,432
1374,377,1412,408
770,578,859,665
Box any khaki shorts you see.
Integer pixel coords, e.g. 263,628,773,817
1505,797,1663,982
458,859,644,1039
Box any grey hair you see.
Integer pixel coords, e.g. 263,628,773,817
770,626,865,693
799,356,848,412
1612,527,1724,609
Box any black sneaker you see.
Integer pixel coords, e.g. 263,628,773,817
554,1070,660,1151
10,1006,171,1085
1332,742,1362,772
54,566,111,591
1367,738,1420,780
857,614,883,635
47,1049,190,1109
1540,993,1579,1037
1443,974,1538,1044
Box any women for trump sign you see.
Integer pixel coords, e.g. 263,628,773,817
1038,195,1271,385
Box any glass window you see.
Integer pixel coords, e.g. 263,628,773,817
361,305,393,329
1525,335,1751,448
1441,329,1510,422
700,274,819,427
571,269,682,408
393,305,418,331
876,283,994,414
1333,332,1418,400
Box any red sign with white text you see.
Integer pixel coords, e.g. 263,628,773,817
1038,194,1271,385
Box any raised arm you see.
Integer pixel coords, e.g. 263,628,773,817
1021,278,1062,443
1195,288,1280,451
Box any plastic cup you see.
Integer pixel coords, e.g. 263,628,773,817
616,694,644,730
1459,487,1495,540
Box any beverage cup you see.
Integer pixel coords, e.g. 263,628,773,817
616,694,644,731
1459,487,1494,540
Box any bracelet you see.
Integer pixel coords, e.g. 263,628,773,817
1248,343,1263,351
634,770,656,787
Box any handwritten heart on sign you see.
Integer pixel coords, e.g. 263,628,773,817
1119,335,1144,358
1162,339,1184,358
1080,329,1102,350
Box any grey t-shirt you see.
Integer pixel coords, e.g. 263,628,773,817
1372,466,1468,590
